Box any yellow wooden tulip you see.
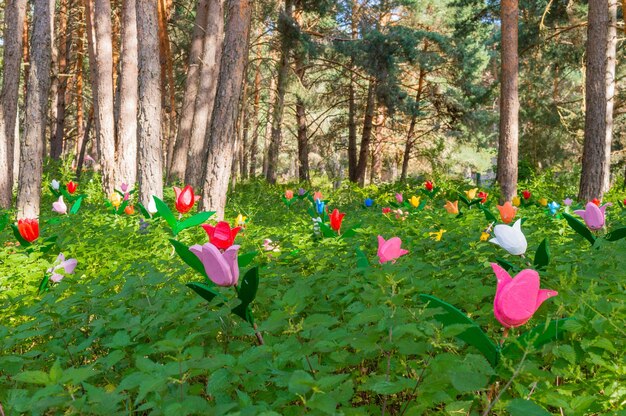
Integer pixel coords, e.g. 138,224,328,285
512,196,520,207
538,198,548,207
110,192,122,208
465,188,478,200
429,229,446,241
409,195,421,208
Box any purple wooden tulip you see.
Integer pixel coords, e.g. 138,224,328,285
190,243,240,287
574,202,612,230
52,196,67,215
47,253,78,283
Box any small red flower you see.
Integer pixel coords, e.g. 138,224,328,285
124,205,135,215
477,191,488,204
329,208,345,232
623,198,626,206
17,219,39,243
66,181,77,194
173,185,201,214
522,190,531,200
382,207,391,214
591,198,601,206
202,221,241,250
424,181,434,191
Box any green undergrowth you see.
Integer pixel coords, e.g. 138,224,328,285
0,177,625,415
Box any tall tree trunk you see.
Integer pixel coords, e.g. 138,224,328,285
115,0,138,187
83,0,98,160
0,0,27,209
266,0,294,184
356,78,376,186
603,0,617,194
240,80,250,179
136,0,163,206
157,0,177,174
201,0,252,218
16,0,53,219
94,0,116,193
370,106,386,184
185,0,224,188
262,74,276,177
51,0,71,159
249,45,262,177
347,0,358,182
168,0,210,183
401,43,428,182
73,5,85,158
579,0,608,201
295,60,309,182
49,1,59,159
497,0,519,202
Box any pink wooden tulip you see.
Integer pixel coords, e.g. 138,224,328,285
190,243,240,287
52,196,67,215
491,263,558,328
574,202,612,230
377,235,409,264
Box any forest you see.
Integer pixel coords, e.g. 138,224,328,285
0,0,625,414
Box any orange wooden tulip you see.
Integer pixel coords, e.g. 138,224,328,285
496,201,517,224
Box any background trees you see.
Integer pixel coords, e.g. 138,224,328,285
0,0,624,218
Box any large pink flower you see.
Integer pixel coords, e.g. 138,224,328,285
574,201,612,230
377,235,409,264
491,263,558,328
190,243,240,287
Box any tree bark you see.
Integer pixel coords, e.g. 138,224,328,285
355,78,376,186
266,0,294,184
497,0,519,202
248,45,262,177
115,0,139,187
0,0,27,209
603,0,617,193
16,0,53,219
83,0,98,159
347,0,358,182
201,0,252,218
157,0,177,175
93,0,116,193
262,73,276,177
168,0,210,183
136,0,164,206
50,0,71,159
185,0,225,188
73,5,85,158
579,0,608,201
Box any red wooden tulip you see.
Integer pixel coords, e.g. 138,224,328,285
477,191,488,204
591,198,601,206
522,190,531,200
329,208,345,232
173,185,201,214
202,221,241,250
66,181,77,194
382,207,391,214
424,181,434,191
17,219,39,243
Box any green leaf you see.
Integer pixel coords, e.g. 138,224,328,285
482,206,497,222
49,359,63,383
533,238,550,269
237,251,258,268
605,227,626,241
116,199,130,215
137,202,152,218
14,370,50,385
501,318,570,359
458,193,470,206
506,399,551,416
153,196,178,234
170,239,209,280
356,248,369,269
38,274,50,294
420,294,499,366
177,211,215,232
563,212,596,246
0,212,9,232
319,222,337,238
495,257,520,273
340,224,360,240
187,282,221,304
70,195,84,214
11,223,32,247
232,267,259,324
